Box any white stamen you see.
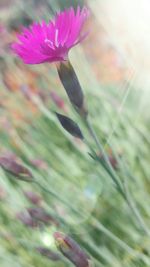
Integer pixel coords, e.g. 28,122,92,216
55,29,59,47
44,38,55,50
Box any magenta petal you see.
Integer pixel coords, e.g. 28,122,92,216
11,6,89,64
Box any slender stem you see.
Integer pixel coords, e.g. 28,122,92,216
34,180,85,218
103,144,150,235
90,219,150,262
84,117,125,197
123,180,150,236
33,179,148,255
83,117,150,235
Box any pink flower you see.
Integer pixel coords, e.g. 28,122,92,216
11,6,89,64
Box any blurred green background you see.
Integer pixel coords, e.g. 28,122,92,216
0,0,150,266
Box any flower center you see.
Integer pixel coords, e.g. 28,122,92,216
44,38,55,50
44,29,59,49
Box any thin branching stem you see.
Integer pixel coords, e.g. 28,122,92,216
84,117,125,197
123,180,150,236
34,180,84,218
83,116,150,236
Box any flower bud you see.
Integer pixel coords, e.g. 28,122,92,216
27,207,59,226
54,232,91,267
56,113,84,139
16,210,38,228
24,191,42,205
0,156,33,181
57,61,87,117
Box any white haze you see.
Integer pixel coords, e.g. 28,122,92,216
88,0,150,107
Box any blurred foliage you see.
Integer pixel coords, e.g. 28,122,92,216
53,0,84,9
0,0,150,267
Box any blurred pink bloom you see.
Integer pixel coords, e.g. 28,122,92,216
0,0,13,9
24,190,42,205
27,207,59,226
16,210,38,228
0,24,5,34
50,91,66,110
0,156,33,181
30,158,48,170
12,6,89,64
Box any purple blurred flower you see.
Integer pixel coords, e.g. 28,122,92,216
12,6,89,64
0,24,6,34
0,156,33,182
16,210,38,228
54,232,91,267
27,207,59,226
30,158,48,170
24,191,42,205
0,0,13,9
17,207,59,228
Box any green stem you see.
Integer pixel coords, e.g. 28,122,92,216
32,179,148,255
84,117,150,235
34,180,85,219
123,180,150,236
84,117,125,197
